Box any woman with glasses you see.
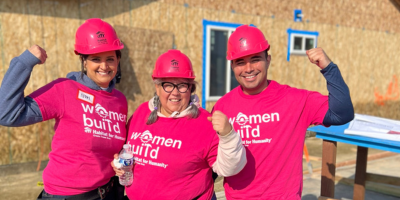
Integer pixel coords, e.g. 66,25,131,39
112,50,246,200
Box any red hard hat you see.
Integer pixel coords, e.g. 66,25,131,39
152,50,195,80
226,25,270,60
74,18,124,55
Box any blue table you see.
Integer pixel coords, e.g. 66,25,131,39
308,123,400,200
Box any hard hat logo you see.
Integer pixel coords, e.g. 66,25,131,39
171,59,180,71
171,59,179,66
96,31,108,45
239,37,248,50
96,31,105,38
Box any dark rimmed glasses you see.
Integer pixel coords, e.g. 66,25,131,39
161,82,190,93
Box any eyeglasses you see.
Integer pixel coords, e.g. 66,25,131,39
161,82,191,93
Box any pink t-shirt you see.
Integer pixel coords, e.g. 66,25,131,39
29,78,127,195
125,102,218,200
213,80,329,200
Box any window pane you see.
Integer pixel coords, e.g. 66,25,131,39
210,30,228,96
293,36,302,50
230,67,239,90
305,38,314,50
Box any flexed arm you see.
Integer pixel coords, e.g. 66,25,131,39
208,111,247,177
307,48,354,125
0,45,47,126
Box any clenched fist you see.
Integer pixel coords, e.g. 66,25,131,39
306,47,331,70
207,110,232,136
28,45,47,64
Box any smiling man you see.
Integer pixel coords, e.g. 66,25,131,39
212,25,354,199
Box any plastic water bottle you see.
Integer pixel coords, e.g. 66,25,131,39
119,144,134,186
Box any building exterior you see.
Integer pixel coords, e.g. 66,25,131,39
0,0,399,165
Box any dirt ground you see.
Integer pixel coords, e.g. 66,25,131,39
213,137,387,193
0,137,398,200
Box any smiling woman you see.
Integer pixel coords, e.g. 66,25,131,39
82,51,120,88
0,18,128,200
111,49,247,200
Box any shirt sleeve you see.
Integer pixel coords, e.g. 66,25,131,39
0,50,43,127
321,62,354,125
304,91,330,126
29,79,66,121
211,129,247,177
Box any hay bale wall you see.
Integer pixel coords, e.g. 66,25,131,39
0,0,399,165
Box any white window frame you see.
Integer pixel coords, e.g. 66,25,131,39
290,34,317,55
205,26,235,101
202,20,244,108
286,29,319,61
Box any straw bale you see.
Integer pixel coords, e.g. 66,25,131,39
54,0,80,77
0,126,10,165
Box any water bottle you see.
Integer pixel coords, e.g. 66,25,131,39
119,144,134,186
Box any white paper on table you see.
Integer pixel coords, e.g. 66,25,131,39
344,114,400,142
